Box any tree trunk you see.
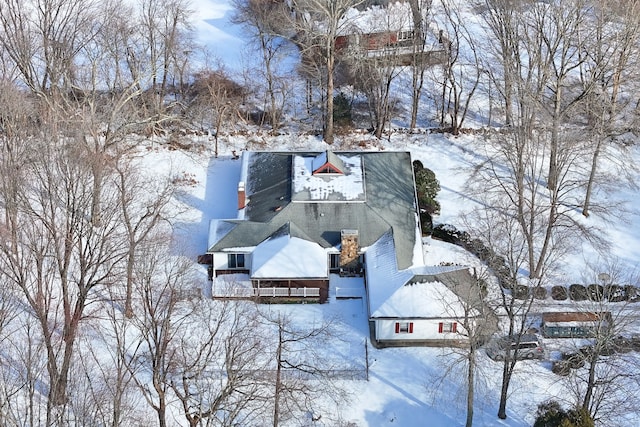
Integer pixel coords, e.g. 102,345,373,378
306,80,312,114
410,79,421,130
91,159,104,227
125,249,135,318
582,141,599,218
111,361,127,427
440,65,448,128
261,35,279,130
157,394,167,427
497,359,511,419
408,0,426,130
466,350,475,427
547,88,563,192
582,357,597,412
51,295,85,406
273,327,283,427
325,51,335,145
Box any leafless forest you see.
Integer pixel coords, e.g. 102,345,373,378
1,0,640,426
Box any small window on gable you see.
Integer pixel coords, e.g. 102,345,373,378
438,322,457,333
395,322,414,334
227,253,245,269
315,165,339,174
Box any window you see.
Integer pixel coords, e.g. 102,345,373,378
395,322,414,334
227,253,245,269
515,342,538,350
438,322,457,333
315,166,338,174
398,30,414,41
329,253,340,270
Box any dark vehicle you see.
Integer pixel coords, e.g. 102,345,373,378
486,334,546,361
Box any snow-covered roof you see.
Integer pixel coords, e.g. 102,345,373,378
293,153,364,201
374,279,472,318
251,234,328,279
366,231,416,317
208,219,237,249
367,232,477,318
338,2,414,36
210,151,418,270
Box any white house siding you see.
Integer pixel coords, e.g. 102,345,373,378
212,251,251,274
212,252,226,271
374,318,468,347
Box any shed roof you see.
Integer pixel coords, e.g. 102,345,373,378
542,312,611,323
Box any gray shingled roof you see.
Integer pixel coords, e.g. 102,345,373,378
208,151,419,269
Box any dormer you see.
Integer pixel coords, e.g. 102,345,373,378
312,151,345,175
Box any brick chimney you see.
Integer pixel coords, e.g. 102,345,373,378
340,229,359,267
238,181,246,210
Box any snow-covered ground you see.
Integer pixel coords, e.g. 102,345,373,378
128,2,640,425
146,127,640,426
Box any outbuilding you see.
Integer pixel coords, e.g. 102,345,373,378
541,311,612,338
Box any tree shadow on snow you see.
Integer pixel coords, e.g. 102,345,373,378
171,155,242,260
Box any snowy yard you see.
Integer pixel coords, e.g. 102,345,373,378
149,128,640,426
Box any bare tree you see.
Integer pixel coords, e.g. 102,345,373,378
132,0,194,126
0,129,129,424
291,0,365,144
0,82,46,427
0,284,20,426
233,0,294,130
528,0,592,192
463,138,600,420
578,0,640,217
77,286,147,427
189,68,245,157
115,158,176,318
481,0,528,128
258,309,349,427
346,4,411,138
352,57,401,138
407,0,433,130
170,300,270,427
0,319,49,426
553,264,640,425
466,192,551,420
433,268,497,427
127,244,196,427
436,0,481,135
0,0,98,98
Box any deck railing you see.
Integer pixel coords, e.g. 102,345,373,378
212,287,320,298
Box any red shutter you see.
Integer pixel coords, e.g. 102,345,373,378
438,322,443,333
452,322,458,333
409,322,414,333
395,322,400,333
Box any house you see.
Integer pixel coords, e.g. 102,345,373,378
334,1,447,66
365,231,494,348
207,150,420,304
206,150,492,347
